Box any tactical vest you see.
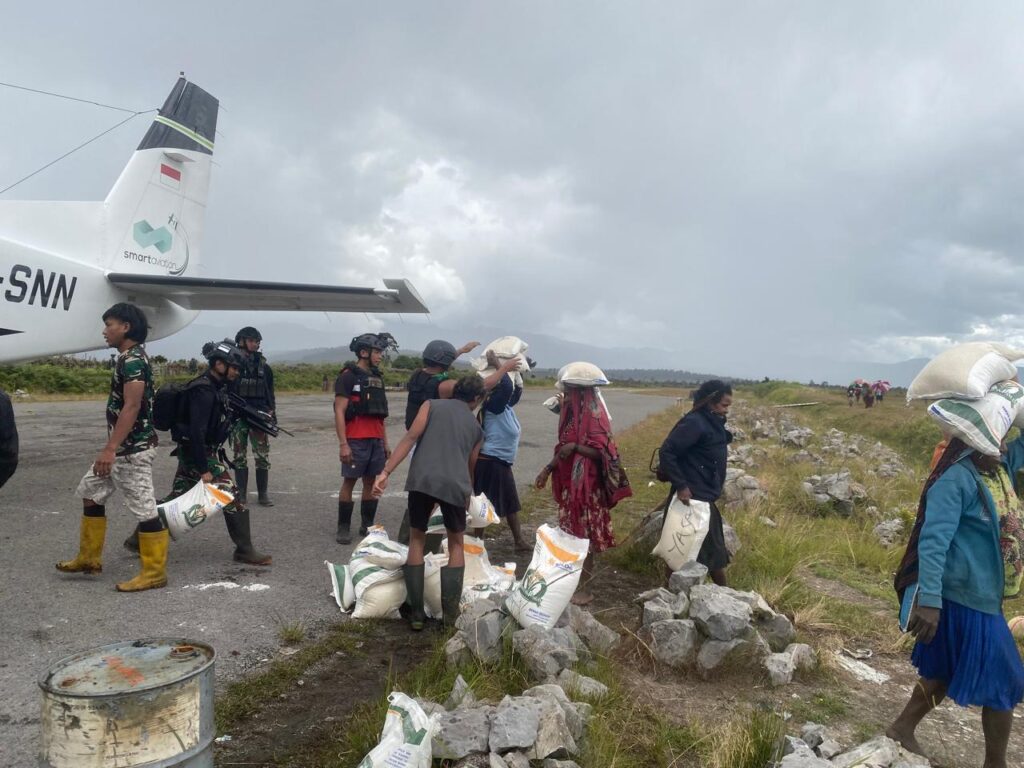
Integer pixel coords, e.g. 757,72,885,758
237,354,269,402
343,364,389,422
405,369,448,429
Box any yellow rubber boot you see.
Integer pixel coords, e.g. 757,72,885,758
116,529,168,592
56,515,106,574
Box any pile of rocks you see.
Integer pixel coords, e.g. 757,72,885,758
778,731,930,767
802,471,868,515
781,426,815,448
723,467,768,506
820,429,910,479
637,562,816,685
728,442,766,468
435,600,621,764
872,518,906,548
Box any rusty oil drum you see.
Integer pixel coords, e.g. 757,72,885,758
38,638,215,768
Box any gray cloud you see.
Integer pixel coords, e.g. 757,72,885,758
4,3,1024,378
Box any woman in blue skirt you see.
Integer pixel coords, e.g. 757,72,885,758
891,433,1024,767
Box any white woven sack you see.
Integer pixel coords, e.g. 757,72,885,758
651,498,712,572
927,380,1024,457
423,552,448,619
325,560,356,612
350,543,406,618
556,361,610,392
352,578,406,619
357,692,438,768
352,526,408,569
443,534,493,587
505,524,589,629
157,481,233,539
907,342,1024,402
466,493,499,528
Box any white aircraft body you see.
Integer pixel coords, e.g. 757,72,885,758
0,77,428,363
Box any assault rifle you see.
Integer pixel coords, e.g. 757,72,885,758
226,393,293,437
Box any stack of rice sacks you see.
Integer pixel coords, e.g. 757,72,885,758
908,342,1024,456
326,527,408,619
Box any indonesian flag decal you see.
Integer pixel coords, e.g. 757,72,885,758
160,163,182,189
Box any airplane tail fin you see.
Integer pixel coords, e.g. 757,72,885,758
104,77,218,278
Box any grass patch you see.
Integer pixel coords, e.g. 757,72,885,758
788,691,850,724
215,620,371,733
277,619,307,645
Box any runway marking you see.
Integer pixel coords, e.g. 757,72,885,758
181,582,270,592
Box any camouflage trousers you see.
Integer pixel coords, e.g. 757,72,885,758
161,450,241,513
230,418,271,470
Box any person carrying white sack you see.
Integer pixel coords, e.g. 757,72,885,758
657,380,734,587
373,375,486,631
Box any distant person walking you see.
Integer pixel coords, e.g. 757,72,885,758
847,385,857,407
890,436,1024,766
373,375,486,630
657,380,734,587
535,382,632,605
863,384,875,409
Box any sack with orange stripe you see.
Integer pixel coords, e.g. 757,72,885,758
505,524,590,628
157,481,234,540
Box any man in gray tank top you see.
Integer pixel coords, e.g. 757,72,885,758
373,375,486,630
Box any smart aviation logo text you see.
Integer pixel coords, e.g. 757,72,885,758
123,218,187,275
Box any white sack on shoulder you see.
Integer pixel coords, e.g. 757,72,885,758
326,560,356,612
356,691,437,768
651,498,712,572
556,361,610,392
907,342,1024,402
157,481,233,540
505,524,589,629
927,380,1024,457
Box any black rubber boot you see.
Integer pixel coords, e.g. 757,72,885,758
256,468,274,507
402,563,426,631
440,565,464,628
224,508,272,565
234,467,249,510
336,500,354,544
359,499,379,536
123,524,140,554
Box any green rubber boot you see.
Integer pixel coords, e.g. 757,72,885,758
440,565,464,629
402,563,426,631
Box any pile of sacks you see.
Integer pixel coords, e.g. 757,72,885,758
325,498,515,620
778,731,931,767
637,562,817,685
909,342,1024,456
802,471,868,516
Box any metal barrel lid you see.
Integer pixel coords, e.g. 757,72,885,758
38,638,215,698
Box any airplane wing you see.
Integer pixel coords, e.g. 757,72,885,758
105,274,429,313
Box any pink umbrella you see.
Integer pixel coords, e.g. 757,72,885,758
872,380,891,393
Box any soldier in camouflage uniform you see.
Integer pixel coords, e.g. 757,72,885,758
229,326,276,507
165,339,272,565
57,303,170,592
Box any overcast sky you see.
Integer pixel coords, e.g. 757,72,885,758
3,3,1024,377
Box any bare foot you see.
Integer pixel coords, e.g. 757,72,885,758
885,726,924,757
571,592,594,606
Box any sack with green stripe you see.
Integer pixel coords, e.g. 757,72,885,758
927,380,1024,457
356,691,437,768
325,560,356,612
352,526,409,568
350,529,407,619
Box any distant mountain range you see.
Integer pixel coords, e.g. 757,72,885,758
141,318,931,387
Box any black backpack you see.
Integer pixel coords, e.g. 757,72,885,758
153,376,215,432
152,382,186,432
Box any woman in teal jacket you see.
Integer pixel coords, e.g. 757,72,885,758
890,435,1024,767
